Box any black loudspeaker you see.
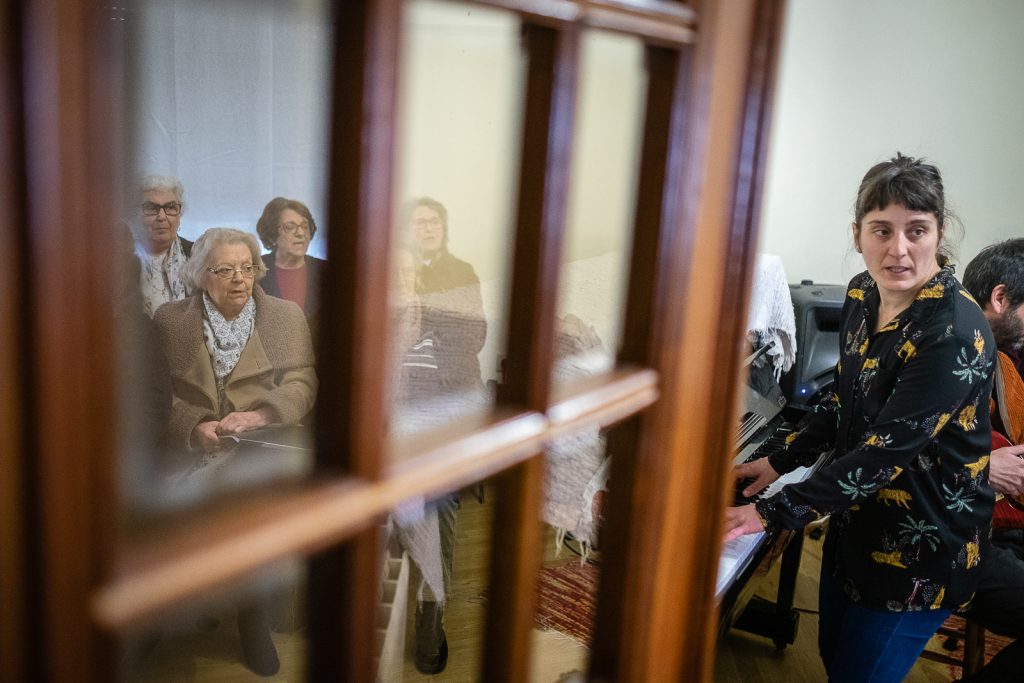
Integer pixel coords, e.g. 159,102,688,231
781,281,846,408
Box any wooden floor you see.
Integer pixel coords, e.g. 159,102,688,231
127,489,963,682
128,485,588,682
398,486,589,683
715,526,958,683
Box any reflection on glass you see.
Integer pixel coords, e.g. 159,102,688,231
555,31,647,387
117,0,330,520
393,489,468,679
388,0,525,450
531,521,595,682
543,424,608,562
378,479,595,680
121,562,306,681
536,428,609,680
378,483,494,680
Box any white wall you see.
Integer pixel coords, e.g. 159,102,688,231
760,0,1024,286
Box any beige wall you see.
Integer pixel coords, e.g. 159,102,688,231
759,0,1024,286
399,2,646,371
399,2,643,283
405,0,1024,329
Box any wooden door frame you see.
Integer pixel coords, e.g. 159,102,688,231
2,1,787,681
591,0,785,679
1,1,30,680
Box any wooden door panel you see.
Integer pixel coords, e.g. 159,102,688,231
2,1,784,680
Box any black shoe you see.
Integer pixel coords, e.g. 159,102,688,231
415,635,448,675
415,601,449,675
238,605,280,677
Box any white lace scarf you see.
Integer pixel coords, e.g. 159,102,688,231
138,237,191,317
201,293,256,415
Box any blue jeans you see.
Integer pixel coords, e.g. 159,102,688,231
818,566,950,682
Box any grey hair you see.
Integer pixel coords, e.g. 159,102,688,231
139,174,185,205
183,227,266,290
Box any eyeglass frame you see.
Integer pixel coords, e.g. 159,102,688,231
412,216,443,230
141,201,183,217
277,221,310,235
206,263,260,280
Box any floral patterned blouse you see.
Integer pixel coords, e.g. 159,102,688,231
757,266,996,612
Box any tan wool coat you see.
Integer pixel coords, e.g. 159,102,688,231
154,286,317,450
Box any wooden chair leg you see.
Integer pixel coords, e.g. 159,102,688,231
963,620,986,675
918,617,987,676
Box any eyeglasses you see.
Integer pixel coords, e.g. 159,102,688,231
207,264,257,280
413,217,442,230
141,201,182,216
278,221,310,235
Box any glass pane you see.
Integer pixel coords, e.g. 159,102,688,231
554,31,646,387
121,562,306,681
378,482,495,680
115,0,331,522
388,0,524,450
532,426,609,681
377,473,593,681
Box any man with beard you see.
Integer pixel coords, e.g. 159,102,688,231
961,237,1024,681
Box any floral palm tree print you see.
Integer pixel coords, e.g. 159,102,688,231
943,482,976,513
897,515,939,560
838,467,874,500
952,332,990,383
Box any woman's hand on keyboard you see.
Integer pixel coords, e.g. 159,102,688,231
723,503,767,542
733,457,781,498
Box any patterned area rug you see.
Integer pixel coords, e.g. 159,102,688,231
510,565,1019,672
533,560,599,647
938,615,1013,678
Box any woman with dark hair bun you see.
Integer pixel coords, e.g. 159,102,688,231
255,197,325,332
726,153,997,681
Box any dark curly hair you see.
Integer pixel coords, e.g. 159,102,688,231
963,238,1024,309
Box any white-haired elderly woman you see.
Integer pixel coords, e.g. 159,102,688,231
153,228,316,676
135,174,193,317
154,227,317,456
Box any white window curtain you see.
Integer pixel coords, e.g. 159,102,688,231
131,0,332,258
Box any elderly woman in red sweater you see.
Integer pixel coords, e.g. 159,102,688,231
255,197,325,335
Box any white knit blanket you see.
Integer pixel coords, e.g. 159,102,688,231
390,386,490,603
747,253,797,378
542,349,611,557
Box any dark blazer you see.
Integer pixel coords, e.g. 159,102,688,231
180,236,194,258
260,252,324,323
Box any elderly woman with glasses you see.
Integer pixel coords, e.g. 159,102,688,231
134,174,194,317
154,227,317,455
153,227,317,676
255,197,325,330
